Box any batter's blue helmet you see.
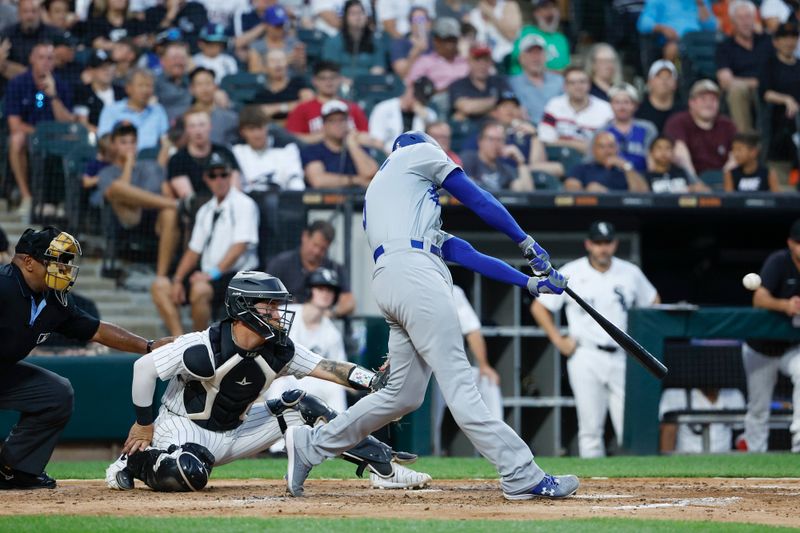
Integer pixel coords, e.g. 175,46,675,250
392,131,440,152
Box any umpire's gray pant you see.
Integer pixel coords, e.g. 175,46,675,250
0,362,74,474
299,250,544,494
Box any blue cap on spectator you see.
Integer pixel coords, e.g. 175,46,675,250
156,27,183,45
200,23,228,43
263,5,288,27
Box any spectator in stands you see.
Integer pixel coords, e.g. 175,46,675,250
266,219,355,316
143,0,208,53
716,1,773,133
378,0,435,39
0,1,17,33
664,79,737,177
460,121,534,192
110,38,139,86
51,31,82,89
603,83,658,174
389,6,432,78
285,61,372,144
509,0,570,75
467,0,521,64
369,76,437,153
322,0,387,79
98,68,170,151
585,43,622,102
5,41,74,216
436,0,469,22
426,120,462,165
646,136,708,193
192,23,237,83
82,0,147,51
508,33,564,125
565,132,650,192
0,0,64,86
301,100,379,189
232,106,305,192
724,132,781,192
152,151,260,336
44,0,75,32
636,59,683,134
74,49,126,133
637,0,717,61
231,0,273,58
760,21,800,182
311,0,372,37
155,41,192,123
168,108,240,199
448,45,510,122
247,49,313,122
407,17,469,94
539,66,613,154
659,387,746,454
760,0,797,34
95,122,185,279
188,67,238,146
199,0,250,26
248,5,306,75
740,218,800,453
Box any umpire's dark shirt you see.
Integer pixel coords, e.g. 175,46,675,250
746,249,800,355
265,249,350,304
0,263,100,367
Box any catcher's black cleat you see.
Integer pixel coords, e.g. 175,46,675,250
0,464,57,490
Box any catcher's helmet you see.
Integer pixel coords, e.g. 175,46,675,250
392,131,440,152
225,271,295,344
15,227,82,306
306,267,341,305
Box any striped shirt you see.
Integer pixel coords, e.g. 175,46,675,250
539,95,613,145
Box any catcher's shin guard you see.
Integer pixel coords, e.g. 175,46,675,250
125,443,215,492
268,389,414,478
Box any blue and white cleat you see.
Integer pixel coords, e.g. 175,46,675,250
503,474,580,500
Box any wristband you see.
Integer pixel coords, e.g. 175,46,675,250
146,339,154,353
347,365,376,391
134,405,154,426
207,267,222,281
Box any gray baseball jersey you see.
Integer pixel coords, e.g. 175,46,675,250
363,142,459,251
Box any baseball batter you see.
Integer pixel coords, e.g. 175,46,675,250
285,131,579,500
105,271,430,491
532,221,659,458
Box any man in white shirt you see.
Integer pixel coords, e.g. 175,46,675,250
151,152,260,336
531,221,660,458
369,77,437,153
232,107,305,193
659,387,746,454
539,66,613,154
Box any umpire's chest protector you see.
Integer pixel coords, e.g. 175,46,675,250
181,321,295,432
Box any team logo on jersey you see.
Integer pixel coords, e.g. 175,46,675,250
36,333,51,345
236,377,252,386
427,184,440,206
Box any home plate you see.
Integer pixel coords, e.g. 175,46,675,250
573,494,634,500
596,496,742,511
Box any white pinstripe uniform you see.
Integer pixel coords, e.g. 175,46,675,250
148,328,323,466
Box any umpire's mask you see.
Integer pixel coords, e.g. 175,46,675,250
16,227,82,306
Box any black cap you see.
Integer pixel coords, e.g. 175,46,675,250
498,90,520,105
775,21,799,38
413,76,435,104
790,218,800,241
206,151,232,171
52,31,79,47
89,49,114,68
588,221,616,242
15,227,61,260
111,120,137,138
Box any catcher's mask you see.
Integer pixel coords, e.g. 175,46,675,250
16,227,82,306
225,271,295,344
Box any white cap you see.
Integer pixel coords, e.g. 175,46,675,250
648,59,677,80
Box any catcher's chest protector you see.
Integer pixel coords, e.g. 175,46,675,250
183,321,295,431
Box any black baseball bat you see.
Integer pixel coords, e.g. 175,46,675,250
564,286,668,379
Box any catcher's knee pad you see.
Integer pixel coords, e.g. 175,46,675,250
268,390,339,434
127,443,215,492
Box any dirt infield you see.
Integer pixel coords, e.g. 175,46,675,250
2,478,798,526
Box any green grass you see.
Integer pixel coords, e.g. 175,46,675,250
48,453,800,480
1,517,797,533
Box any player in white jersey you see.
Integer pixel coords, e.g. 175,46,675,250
531,221,659,458
105,271,430,492
285,131,579,500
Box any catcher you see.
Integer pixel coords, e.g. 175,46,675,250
106,271,431,491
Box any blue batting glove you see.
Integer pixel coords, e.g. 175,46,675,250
519,235,552,276
527,269,568,296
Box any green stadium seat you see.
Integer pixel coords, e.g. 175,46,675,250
680,31,723,92
448,120,477,153
62,144,98,235
533,171,562,191
699,169,724,191
297,29,327,66
220,72,266,109
137,146,160,160
545,145,585,172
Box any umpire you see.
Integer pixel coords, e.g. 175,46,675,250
0,227,170,490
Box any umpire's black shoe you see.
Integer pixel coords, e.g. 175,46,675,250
0,465,57,490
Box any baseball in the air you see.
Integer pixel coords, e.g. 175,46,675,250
742,273,762,291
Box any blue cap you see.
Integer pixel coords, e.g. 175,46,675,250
199,23,228,43
392,131,440,152
263,5,288,27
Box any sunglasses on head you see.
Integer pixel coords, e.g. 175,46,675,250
207,170,230,179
